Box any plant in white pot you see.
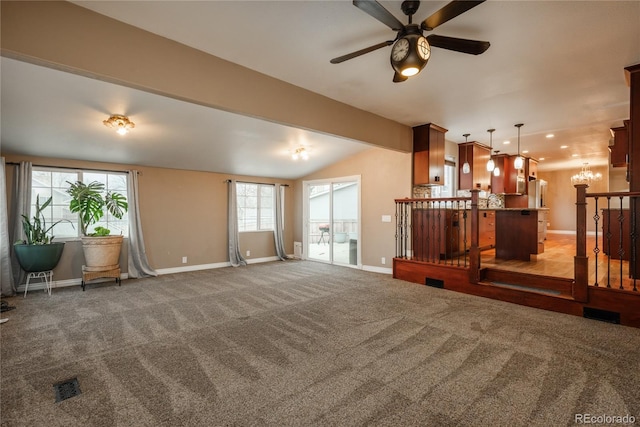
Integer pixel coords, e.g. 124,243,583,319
66,181,128,272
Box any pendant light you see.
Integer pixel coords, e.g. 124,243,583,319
493,150,501,176
513,123,524,170
486,128,495,172
462,133,471,174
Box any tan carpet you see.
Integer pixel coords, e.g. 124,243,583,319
1,260,639,426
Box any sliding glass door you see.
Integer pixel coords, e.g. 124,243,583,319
304,176,360,266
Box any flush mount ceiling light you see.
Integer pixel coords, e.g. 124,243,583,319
513,123,524,170
486,128,495,172
103,114,135,135
291,147,309,161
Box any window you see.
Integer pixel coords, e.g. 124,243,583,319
236,183,274,232
31,168,129,239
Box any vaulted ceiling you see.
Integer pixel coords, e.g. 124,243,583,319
2,1,639,178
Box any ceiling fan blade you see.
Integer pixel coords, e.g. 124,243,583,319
427,34,490,55
393,72,408,83
353,0,405,31
421,0,485,31
330,40,394,64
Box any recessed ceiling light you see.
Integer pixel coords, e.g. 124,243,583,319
503,140,510,145
522,150,529,154
560,145,568,149
546,134,554,138
572,154,579,157
539,157,545,161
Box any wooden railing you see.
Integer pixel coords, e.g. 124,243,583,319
396,187,640,297
577,184,640,294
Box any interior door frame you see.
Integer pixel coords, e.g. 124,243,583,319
302,175,361,267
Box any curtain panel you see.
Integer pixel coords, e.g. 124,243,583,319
127,170,157,278
9,161,32,288
273,184,289,261
0,158,16,296
227,180,247,267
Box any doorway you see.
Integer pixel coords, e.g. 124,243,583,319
304,176,360,266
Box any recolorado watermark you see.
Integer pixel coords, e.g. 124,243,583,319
575,413,636,425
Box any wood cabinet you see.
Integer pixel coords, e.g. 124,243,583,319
609,120,629,168
495,209,544,261
602,209,631,260
413,123,447,186
527,158,538,180
479,210,495,249
491,154,526,194
412,209,468,260
458,142,491,191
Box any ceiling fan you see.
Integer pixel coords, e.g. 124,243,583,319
330,0,490,82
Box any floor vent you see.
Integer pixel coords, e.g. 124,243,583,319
425,277,444,289
583,307,620,324
53,377,81,403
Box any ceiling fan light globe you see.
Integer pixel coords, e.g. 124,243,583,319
401,67,420,77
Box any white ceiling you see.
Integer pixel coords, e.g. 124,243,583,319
2,0,640,178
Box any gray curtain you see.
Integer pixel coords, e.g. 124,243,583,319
274,184,289,261
127,170,157,278
9,161,32,288
227,180,246,267
0,158,16,296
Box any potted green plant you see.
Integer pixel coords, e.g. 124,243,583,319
66,181,128,272
14,195,70,272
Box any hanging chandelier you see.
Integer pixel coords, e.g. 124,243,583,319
571,163,602,185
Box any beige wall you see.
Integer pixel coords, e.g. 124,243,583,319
4,154,295,282
539,165,609,232
293,147,412,269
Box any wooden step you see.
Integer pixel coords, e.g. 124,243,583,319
480,268,575,298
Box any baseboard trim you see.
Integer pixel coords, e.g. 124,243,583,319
18,273,129,293
155,256,282,276
363,265,393,275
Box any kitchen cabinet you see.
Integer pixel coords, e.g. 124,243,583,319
412,209,468,260
527,158,538,180
458,142,491,191
495,209,545,261
602,209,631,260
491,154,522,194
609,120,629,168
413,123,447,186
479,210,495,249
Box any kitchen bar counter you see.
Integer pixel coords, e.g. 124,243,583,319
495,209,546,261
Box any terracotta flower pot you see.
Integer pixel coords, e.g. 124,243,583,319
81,235,123,272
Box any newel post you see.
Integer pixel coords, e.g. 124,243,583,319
468,189,480,284
574,184,589,302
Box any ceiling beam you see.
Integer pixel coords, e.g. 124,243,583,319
0,0,412,152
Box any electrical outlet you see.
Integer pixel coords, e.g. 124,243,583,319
182,256,187,264
246,250,251,257
381,257,386,265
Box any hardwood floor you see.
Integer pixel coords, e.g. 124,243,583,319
480,232,639,292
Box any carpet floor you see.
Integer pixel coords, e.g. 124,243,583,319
1,260,639,426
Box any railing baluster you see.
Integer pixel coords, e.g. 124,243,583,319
606,196,612,288
593,196,600,287
618,196,625,289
